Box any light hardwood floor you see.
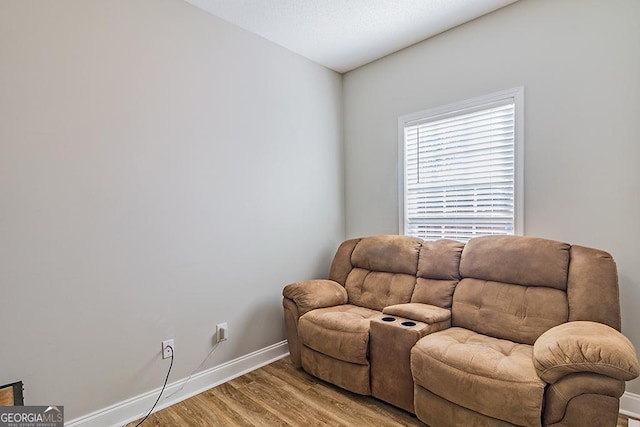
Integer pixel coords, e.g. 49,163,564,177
128,357,635,426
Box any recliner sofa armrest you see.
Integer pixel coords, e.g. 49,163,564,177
282,280,348,316
533,321,639,384
383,303,451,325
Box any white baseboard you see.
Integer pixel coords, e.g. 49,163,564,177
66,340,289,427
621,391,640,419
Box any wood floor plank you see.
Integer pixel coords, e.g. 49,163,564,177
128,356,634,427
260,359,319,392
206,382,287,427
249,367,358,426
237,373,329,427
192,392,257,427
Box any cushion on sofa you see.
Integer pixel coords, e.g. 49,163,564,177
342,235,421,311
460,235,570,290
351,235,421,275
533,321,640,383
452,278,569,345
345,269,416,311
298,304,381,365
411,278,459,309
383,303,451,326
410,240,464,309
417,239,464,280
282,280,348,316
412,327,546,427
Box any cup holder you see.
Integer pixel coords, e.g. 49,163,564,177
381,316,396,322
401,321,416,327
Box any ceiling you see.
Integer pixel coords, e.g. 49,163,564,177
183,0,519,73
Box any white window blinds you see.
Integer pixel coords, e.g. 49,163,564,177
400,89,523,242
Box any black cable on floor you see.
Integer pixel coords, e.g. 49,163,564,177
133,345,174,427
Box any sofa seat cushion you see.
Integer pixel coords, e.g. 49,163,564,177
412,327,546,427
298,304,381,365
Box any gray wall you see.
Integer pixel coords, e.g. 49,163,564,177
344,0,640,394
0,0,343,419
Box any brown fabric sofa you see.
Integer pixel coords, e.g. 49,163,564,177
282,235,639,426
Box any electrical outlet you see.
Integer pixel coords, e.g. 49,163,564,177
216,322,228,342
162,339,174,359
629,419,640,427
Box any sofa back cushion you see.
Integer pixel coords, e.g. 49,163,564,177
452,278,569,345
345,269,417,311
343,235,421,311
459,236,570,290
412,239,464,309
453,236,571,345
351,235,421,275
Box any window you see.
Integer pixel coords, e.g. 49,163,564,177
399,87,524,242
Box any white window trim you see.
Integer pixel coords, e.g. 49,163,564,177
398,87,525,239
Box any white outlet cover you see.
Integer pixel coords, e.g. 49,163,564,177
216,322,228,342
629,419,640,427
162,339,174,359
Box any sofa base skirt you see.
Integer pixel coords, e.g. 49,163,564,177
546,393,619,427
300,346,371,395
414,385,519,427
